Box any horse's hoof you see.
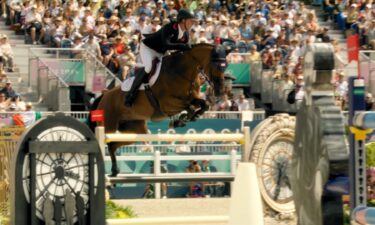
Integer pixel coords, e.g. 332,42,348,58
109,168,120,177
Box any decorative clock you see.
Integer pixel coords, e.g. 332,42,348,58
11,113,105,225
248,113,295,214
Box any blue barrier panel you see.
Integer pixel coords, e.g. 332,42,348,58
352,207,375,224
353,112,375,129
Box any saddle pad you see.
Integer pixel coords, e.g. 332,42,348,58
121,58,163,92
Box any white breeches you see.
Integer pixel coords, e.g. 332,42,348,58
140,42,163,73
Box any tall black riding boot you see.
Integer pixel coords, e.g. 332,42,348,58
124,70,148,107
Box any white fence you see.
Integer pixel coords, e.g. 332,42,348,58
96,127,251,198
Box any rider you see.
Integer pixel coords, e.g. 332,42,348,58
124,9,196,107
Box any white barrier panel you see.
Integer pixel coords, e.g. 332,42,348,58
106,133,245,143
107,216,229,225
228,163,264,225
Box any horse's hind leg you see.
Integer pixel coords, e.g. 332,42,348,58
107,120,148,177
108,142,121,177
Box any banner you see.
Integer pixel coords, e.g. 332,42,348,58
347,34,359,63
225,63,250,84
91,110,104,122
40,59,85,84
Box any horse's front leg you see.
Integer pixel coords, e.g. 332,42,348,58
189,98,209,121
170,99,208,128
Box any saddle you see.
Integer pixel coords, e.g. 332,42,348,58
121,58,161,92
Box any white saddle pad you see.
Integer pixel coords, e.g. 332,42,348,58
121,58,163,92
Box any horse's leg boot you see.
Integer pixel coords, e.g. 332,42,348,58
124,70,148,107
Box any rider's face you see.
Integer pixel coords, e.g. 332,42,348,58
184,19,194,31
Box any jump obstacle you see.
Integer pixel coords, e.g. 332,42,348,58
95,126,265,225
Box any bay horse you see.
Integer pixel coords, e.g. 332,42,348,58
93,43,227,176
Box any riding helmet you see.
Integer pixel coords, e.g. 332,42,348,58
177,9,195,22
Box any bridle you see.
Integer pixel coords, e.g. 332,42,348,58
186,46,224,90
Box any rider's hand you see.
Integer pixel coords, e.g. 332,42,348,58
182,44,192,51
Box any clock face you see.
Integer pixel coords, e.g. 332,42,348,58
22,126,98,222
259,137,294,212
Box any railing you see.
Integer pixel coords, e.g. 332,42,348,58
28,49,70,111
114,143,241,154
84,50,122,93
28,48,121,110
105,150,240,185
0,110,265,122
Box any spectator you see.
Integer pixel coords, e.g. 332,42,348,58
201,160,213,197
366,93,374,111
94,17,107,36
316,27,331,43
185,160,202,197
0,80,16,99
98,34,114,66
50,16,66,47
21,102,36,127
294,75,305,108
216,94,232,111
323,0,335,22
25,5,43,44
0,93,9,112
129,34,140,55
239,19,252,41
7,95,25,111
0,35,14,72
247,44,261,62
364,20,375,50
346,4,359,30
117,45,136,80
83,34,102,59
227,48,243,63
235,94,252,111
334,70,348,108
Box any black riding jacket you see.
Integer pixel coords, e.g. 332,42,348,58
142,21,189,54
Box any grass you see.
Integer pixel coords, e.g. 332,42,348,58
106,200,137,219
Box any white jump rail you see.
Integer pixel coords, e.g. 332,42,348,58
105,133,246,142
106,216,229,225
98,127,251,161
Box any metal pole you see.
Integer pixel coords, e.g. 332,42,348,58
154,151,161,199
95,126,106,161
242,126,251,162
230,149,237,195
348,77,366,211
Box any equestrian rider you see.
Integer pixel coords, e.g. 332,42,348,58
124,9,196,107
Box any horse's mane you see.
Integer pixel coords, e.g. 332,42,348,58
167,43,214,59
192,43,214,49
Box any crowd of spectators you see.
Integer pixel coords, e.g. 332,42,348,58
322,0,375,50
1,0,373,112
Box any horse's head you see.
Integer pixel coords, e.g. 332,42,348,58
209,44,227,97
188,44,227,97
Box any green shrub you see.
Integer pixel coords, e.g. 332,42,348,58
366,142,375,167
106,200,137,219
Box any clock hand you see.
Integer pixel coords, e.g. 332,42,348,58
274,162,283,200
65,170,80,180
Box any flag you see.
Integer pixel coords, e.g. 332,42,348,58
91,110,104,122
347,34,359,63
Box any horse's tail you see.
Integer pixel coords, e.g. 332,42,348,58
86,94,104,132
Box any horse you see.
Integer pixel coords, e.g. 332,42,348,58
92,43,227,177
